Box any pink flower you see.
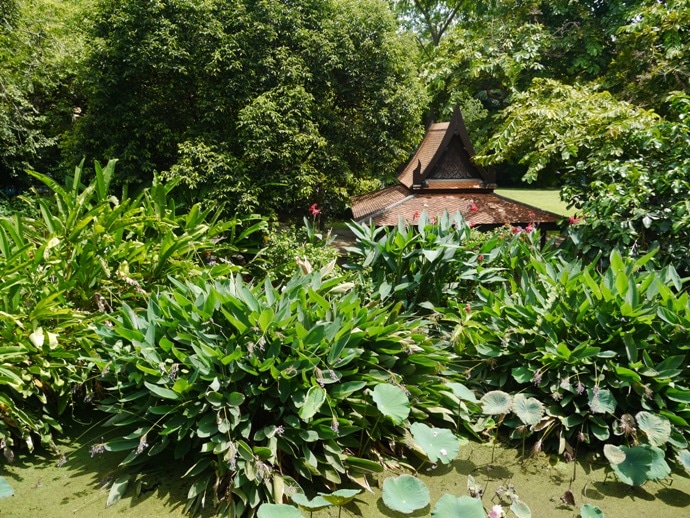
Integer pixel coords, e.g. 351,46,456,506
470,203,478,212
478,254,484,262
412,210,420,220
511,226,523,234
488,505,504,518
569,215,580,224
469,221,476,228
309,203,321,216
526,223,534,233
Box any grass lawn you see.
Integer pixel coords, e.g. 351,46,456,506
495,188,571,216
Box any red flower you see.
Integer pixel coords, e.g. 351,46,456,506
478,254,484,262
464,303,471,312
470,203,478,212
511,226,523,234
526,223,534,233
309,203,321,216
569,215,580,224
469,221,476,228
412,210,420,220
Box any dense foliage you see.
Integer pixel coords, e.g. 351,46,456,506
64,0,426,216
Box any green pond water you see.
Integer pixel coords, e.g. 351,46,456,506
2,420,690,517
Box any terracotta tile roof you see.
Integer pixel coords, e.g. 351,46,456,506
358,192,562,228
350,184,411,220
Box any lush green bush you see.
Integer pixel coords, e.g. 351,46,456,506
344,211,508,311
250,217,341,285
450,246,690,482
0,159,266,458
94,269,475,515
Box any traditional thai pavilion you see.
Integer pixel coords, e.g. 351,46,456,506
351,109,562,230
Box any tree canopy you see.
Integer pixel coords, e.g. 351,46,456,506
66,0,426,216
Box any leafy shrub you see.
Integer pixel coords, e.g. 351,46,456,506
451,247,690,480
250,218,340,285
0,159,266,458
345,211,507,311
95,268,473,515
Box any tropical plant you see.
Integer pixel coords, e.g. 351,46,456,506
450,247,690,482
0,158,265,460
344,211,506,311
94,266,472,515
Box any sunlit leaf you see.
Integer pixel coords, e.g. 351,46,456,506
106,475,130,508
636,411,671,447
382,475,430,514
0,477,14,499
580,504,605,518
480,390,512,415
256,503,304,517
372,383,410,425
432,494,485,518
512,393,544,426
410,422,460,464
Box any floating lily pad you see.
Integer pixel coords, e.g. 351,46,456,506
372,383,410,425
606,444,670,486
257,503,304,517
410,422,460,464
480,390,512,415
580,503,605,518
636,411,671,447
512,394,544,426
510,498,532,518
382,475,430,514
0,477,14,499
432,494,485,518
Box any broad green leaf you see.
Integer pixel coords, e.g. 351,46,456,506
144,381,181,401
372,383,410,425
636,411,671,447
512,394,544,426
480,390,512,415
382,475,430,514
299,386,326,421
608,445,670,486
580,504,605,518
588,388,616,414
410,422,460,464
106,475,130,508
432,494,485,518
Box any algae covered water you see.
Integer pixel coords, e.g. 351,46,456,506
2,421,690,517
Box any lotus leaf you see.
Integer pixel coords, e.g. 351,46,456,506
291,493,331,510
0,477,14,499
372,383,410,425
588,388,616,414
480,390,512,415
510,498,532,518
382,475,430,514
606,444,671,486
580,503,605,518
431,494,485,518
410,422,460,464
677,449,690,473
636,411,671,447
512,393,544,426
257,503,304,517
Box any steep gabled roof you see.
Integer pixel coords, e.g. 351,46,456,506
350,108,562,229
